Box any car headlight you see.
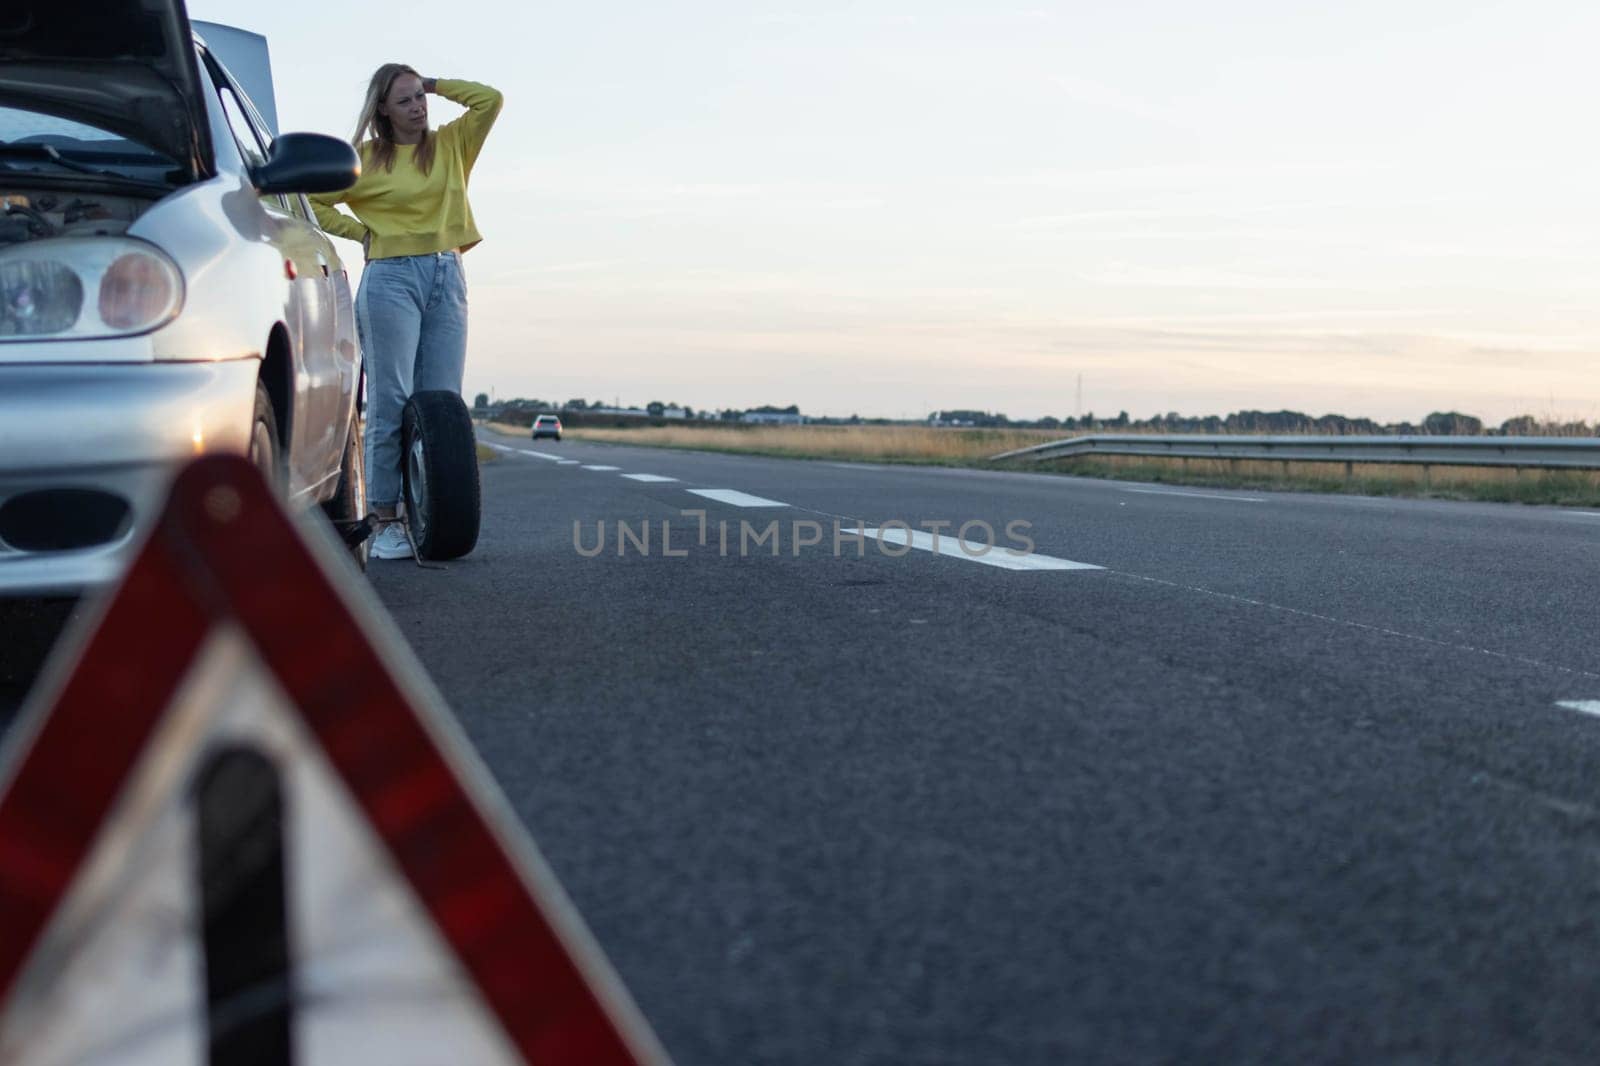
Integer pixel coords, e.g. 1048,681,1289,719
0,261,82,336
0,238,184,339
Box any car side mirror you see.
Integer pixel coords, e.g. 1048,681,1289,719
252,132,359,195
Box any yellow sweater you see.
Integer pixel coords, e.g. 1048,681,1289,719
311,79,503,259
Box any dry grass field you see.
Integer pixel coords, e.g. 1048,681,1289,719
1039,455,1600,506
564,423,1062,463
480,421,1600,506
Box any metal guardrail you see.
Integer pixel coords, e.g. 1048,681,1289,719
990,434,1600,470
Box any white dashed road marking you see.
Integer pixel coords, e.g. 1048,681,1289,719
514,449,563,461
622,474,679,483
556,460,580,465
1557,701,1600,716
1124,488,1263,503
688,489,789,508
843,528,1103,572
582,465,621,471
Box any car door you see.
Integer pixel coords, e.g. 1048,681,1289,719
204,49,344,494
290,192,359,443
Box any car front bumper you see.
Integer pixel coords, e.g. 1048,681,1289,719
0,359,259,595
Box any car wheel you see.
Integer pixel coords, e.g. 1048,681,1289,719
250,381,282,496
401,391,480,560
321,415,370,571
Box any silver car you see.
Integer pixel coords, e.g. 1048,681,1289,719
0,2,364,595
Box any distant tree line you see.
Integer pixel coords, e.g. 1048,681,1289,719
470,394,1595,437
473,395,805,424
928,408,1597,436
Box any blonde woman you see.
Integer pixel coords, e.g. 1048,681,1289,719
311,65,502,560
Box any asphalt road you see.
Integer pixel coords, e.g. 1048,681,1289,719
370,429,1600,1064
9,430,1600,1063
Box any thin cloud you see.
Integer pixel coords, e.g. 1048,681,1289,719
1078,265,1353,291
1045,74,1184,126
984,160,1397,192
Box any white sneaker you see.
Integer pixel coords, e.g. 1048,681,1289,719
370,522,413,560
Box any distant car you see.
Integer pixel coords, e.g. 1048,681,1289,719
531,415,563,441
0,5,364,594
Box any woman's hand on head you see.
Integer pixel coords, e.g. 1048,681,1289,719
422,77,438,93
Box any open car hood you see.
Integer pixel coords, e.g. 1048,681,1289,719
191,22,278,137
0,0,212,182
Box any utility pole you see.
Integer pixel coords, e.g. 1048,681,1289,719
1076,374,1082,420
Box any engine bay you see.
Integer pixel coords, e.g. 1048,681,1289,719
0,191,142,246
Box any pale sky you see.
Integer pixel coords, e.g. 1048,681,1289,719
189,0,1600,424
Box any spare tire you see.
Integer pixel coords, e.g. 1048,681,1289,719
401,391,480,560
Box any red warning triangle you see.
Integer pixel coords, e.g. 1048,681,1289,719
0,456,667,1064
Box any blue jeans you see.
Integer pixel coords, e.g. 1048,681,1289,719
355,251,468,509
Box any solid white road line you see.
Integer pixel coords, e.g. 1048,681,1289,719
581,465,622,471
1556,700,1600,715
514,449,564,461
843,528,1103,572
688,489,789,508
1124,488,1264,502
622,474,679,483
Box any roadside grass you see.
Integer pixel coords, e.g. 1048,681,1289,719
538,423,1062,464
476,442,497,463
1038,456,1600,507
477,421,1600,506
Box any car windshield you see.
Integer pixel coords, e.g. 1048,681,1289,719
0,107,180,185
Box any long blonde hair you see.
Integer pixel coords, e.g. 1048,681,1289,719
353,63,436,175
